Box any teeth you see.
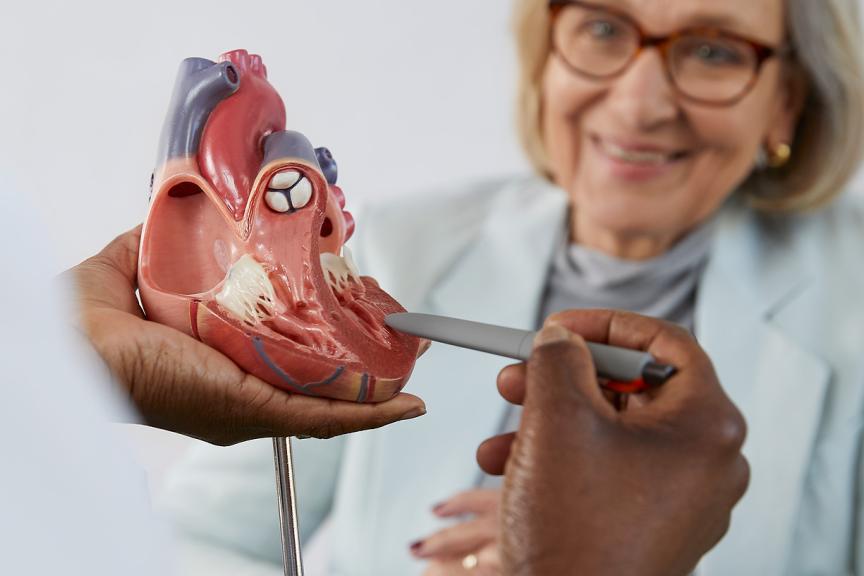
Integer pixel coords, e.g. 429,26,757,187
270,170,301,190
215,254,279,325
265,170,313,213
320,249,361,292
602,141,674,164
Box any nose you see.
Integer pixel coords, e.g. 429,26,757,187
604,49,679,130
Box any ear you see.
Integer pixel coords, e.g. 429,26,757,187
765,62,809,149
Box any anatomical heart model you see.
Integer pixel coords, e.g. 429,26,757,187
139,50,420,403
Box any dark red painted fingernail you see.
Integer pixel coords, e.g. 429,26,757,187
432,502,447,515
410,540,424,554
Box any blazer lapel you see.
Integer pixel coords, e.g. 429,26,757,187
415,179,569,481
429,180,569,326
332,181,569,572
420,178,569,481
697,204,830,576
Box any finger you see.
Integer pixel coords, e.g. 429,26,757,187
411,518,497,558
732,454,751,504
476,544,501,576
68,225,145,315
254,389,427,440
544,309,717,407
526,325,614,419
476,433,516,476
155,318,426,440
421,551,499,576
87,310,427,445
544,309,700,371
497,363,526,405
421,559,464,576
433,489,500,518
417,338,432,358
90,224,143,283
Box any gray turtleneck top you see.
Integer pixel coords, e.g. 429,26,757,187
541,218,716,329
479,218,715,487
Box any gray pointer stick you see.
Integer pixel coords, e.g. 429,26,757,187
385,312,676,387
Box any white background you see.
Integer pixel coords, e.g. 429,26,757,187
0,0,526,498
2,2,863,568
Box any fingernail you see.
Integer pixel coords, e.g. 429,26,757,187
432,501,447,515
400,406,427,421
409,540,424,555
533,324,572,348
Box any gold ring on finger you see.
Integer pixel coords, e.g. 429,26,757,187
462,553,479,570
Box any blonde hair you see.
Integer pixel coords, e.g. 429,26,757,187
513,0,864,212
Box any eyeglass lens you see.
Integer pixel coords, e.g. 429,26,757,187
553,4,760,103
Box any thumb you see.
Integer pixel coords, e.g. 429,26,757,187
525,324,615,422
68,225,143,315
92,224,143,282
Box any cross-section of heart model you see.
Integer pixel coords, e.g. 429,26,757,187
138,50,420,403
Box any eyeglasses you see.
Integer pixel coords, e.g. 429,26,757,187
548,0,789,106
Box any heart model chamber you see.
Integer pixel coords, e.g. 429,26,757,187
138,50,420,403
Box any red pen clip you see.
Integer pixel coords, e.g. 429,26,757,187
602,378,650,395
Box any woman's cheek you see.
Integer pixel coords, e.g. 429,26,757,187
684,111,760,193
686,105,765,172
542,81,603,186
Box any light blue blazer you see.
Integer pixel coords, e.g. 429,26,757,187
163,176,864,576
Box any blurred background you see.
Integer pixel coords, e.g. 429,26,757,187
2,1,863,573
0,0,525,504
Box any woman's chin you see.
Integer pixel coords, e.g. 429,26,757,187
570,197,688,256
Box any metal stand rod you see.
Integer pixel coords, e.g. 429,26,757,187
273,437,304,576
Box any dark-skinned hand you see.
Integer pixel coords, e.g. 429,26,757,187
478,310,749,576
63,226,426,446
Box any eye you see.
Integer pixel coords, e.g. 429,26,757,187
690,41,746,66
584,19,620,40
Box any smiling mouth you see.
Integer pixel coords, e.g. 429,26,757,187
592,136,691,165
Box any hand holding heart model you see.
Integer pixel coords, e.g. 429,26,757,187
138,50,421,403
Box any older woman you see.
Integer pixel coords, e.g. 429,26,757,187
162,0,864,574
